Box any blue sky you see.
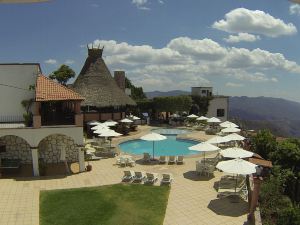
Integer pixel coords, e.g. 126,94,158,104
1,0,300,102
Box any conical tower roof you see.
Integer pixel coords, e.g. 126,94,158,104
72,47,136,107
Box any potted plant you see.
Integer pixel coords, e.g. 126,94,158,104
86,161,92,171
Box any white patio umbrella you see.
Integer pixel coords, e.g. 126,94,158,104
207,117,221,123
221,127,241,133
220,147,254,159
93,127,110,134
187,114,199,118
220,121,238,128
189,142,220,163
98,130,123,148
132,116,140,120
196,116,208,121
87,120,101,126
224,133,245,141
216,158,257,191
103,120,118,127
91,124,109,130
140,133,167,159
120,118,133,123
206,136,231,144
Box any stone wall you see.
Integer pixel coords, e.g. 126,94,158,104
38,134,78,163
0,135,32,163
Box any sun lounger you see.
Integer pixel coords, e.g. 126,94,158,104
127,158,136,167
143,153,151,162
133,171,146,182
177,156,184,164
85,152,102,161
168,156,176,164
145,172,158,184
159,156,166,164
161,173,173,185
122,170,134,181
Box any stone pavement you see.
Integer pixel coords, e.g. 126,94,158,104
0,126,249,225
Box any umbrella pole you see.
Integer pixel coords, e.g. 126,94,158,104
235,174,237,193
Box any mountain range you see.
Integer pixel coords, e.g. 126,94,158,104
145,91,300,137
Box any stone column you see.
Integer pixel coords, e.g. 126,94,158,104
33,101,41,128
248,177,263,221
78,147,85,172
74,101,83,126
31,148,39,176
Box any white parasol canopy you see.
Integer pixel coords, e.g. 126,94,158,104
206,136,231,144
189,142,220,163
220,121,238,128
224,133,245,141
220,147,254,159
98,130,122,137
120,118,133,123
207,117,221,123
221,127,241,133
187,114,199,118
91,124,109,130
93,127,111,134
140,133,167,159
132,116,140,120
103,120,118,127
87,121,101,126
196,116,208,121
216,158,257,175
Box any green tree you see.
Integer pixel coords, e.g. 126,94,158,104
153,95,192,113
125,78,146,101
191,96,212,116
49,64,75,85
252,129,277,159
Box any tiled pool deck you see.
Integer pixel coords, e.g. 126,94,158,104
0,126,249,225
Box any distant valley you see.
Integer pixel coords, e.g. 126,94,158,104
145,91,300,137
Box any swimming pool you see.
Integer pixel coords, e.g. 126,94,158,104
151,128,191,135
119,131,200,156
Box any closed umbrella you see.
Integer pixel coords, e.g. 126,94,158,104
220,121,238,128
221,127,241,133
216,158,257,191
220,147,254,159
140,133,167,159
189,142,220,163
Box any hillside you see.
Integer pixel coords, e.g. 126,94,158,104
230,96,300,137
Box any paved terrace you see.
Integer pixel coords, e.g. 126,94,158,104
0,126,249,225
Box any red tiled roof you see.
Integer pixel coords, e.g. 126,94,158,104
35,75,85,101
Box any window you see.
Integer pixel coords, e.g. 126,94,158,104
201,90,206,94
217,109,225,117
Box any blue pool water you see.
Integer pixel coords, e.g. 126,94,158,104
119,133,200,156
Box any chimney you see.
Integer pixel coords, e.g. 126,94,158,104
114,71,126,91
87,44,104,59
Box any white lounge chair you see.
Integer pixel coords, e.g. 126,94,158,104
143,153,151,162
122,170,134,181
161,173,173,185
145,172,158,184
159,156,166,164
133,171,146,182
168,156,176,164
177,156,184,164
127,158,136,167
203,164,215,177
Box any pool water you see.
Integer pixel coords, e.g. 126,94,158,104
119,134,200,156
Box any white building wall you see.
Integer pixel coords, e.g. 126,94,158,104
0,64,39,122
191,87,213,97
206,97,229,121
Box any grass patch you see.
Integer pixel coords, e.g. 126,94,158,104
40,184,170,225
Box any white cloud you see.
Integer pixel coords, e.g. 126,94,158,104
213,8,297,37
132,0,150,10
158,0,164,4
87,37,299,91
290,4,300,15
224,33,260,43
225,82,244,87
64,59,75,65
44,59,57,65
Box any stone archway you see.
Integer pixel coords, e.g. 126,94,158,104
37,134,79,175
0,135,32,163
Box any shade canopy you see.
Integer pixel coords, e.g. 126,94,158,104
216,158,257,175
189,142,220,152
187,114,198,118
196,116,208,121
224,133,245,141
103,121,118,127
120,118,133,123
98,130,122,137
87,120,101,126
93,127,111,134
91,124,109,130
206,136,230,144
220,121,238,128
221,127,241,133
207,117,221,123
220,147,254,159
140,133,167,141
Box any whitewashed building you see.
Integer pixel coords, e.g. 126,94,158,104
191,87,229,121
